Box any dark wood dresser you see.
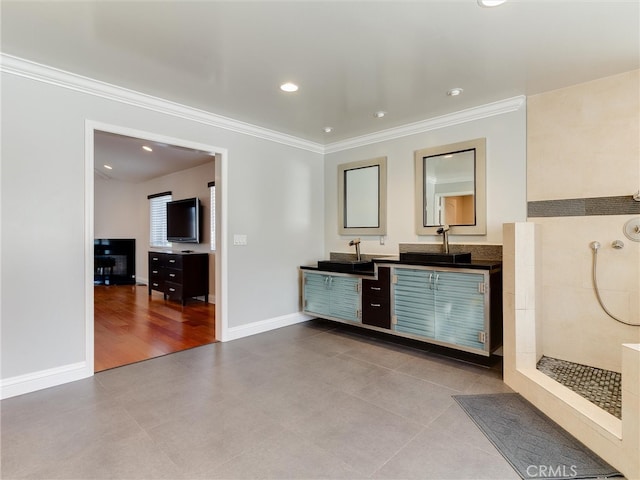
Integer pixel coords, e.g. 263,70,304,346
148,251,209,305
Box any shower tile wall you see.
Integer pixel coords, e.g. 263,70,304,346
527,69,640,373
534,216,639,372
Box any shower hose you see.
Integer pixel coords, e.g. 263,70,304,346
590,242,640,327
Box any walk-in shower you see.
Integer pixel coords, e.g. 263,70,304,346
504,221,640,478
535,216,640,420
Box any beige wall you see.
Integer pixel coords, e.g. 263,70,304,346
527,70,640,372
94,161,216,299
143,161,216,299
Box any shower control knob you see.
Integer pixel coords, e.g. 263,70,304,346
623,217,640,242
611,240,624,249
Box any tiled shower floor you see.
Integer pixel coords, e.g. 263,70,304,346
536,356,622,419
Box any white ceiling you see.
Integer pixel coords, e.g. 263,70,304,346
2,1,639,148
94,131,214,183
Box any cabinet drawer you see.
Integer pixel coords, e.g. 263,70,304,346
362,267,390,299
362,267,391,298
362,300,390,329
149,253,164,266
362,283,388,299
149,279,164,292
165,255,182,268
165,281,183,299
165,268,183,284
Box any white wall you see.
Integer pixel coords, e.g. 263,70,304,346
324,105,527,257
1,67,324,388
224,135,325,328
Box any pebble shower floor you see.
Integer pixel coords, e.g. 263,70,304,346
536,356,622,419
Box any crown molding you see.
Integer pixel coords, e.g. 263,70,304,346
0,53,325,154
1,53,525,156
324,96,526,154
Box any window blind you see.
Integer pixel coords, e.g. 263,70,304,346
149,193,172,247
209,182,216,251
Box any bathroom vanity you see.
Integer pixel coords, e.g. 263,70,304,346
301,256,502,357
317,138,500,358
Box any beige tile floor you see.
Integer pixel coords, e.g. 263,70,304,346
1,320,519,479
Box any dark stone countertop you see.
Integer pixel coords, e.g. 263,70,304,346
300,256,502,276
373,256,502,270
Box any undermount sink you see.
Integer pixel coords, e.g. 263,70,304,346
317,259,374,273
399,251,472,264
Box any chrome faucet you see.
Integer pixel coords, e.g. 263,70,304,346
436,225,450,254
349,238,361,262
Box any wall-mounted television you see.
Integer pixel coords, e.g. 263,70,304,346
166,197,201,243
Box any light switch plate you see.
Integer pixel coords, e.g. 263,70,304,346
233,234,248,246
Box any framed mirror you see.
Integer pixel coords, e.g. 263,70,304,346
415,138,486,235
338,156,387,235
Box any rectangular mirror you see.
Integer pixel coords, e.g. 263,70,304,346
415,138,486,235
338,156,387,235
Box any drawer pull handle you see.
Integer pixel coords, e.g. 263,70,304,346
152,283,158,287
152,270,158,274
169,273,175,277
370,303,381,307
169,288,176,292
370,287,381,291
152,257,158,261
169,259,176,263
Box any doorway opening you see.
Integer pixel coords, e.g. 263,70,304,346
436,192,474,225
87,122,225,372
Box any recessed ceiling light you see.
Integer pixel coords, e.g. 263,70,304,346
323,127,333,133
477,0,506,7
447,88,464,97
280,82,299,92
373,111,386,118
142,145,153,152
103,164,113,170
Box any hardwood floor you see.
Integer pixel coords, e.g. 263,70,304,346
94,284,216,372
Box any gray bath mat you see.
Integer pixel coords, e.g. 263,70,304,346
453,393,622,479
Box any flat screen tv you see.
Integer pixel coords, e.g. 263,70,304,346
166,197,201,243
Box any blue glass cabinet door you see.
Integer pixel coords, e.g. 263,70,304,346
433,271,486,350
393,268,436,338
329,276,360,322
303,272,333,317
304,272,360,323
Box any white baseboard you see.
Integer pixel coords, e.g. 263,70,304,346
1,362,92,400
223,312,313,342
0,313,302,398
